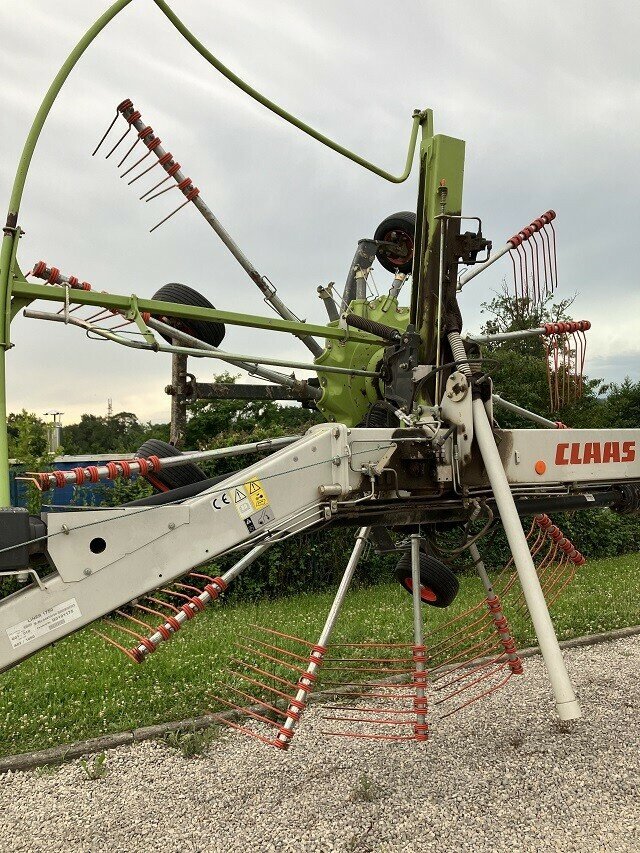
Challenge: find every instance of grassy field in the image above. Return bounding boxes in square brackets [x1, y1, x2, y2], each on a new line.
[0, 552, 638, 758]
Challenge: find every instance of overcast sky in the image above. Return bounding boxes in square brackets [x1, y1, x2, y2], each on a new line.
[1, 0, 638, 426]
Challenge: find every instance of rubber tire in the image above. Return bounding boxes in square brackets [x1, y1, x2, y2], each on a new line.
[394, 551, 460, 608]
[151, 283, 225, 347]
[374, 211, 416, 274]
[136, 438, 208, 492]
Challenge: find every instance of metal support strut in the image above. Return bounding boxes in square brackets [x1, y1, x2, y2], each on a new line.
[410, 534, 428, 739]
[275, 526, 371, 747]
[448, 330, 581, 720]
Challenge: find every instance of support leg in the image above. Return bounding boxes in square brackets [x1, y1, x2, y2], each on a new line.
[472, 397, 580, 720]
[275, 526, 371, 747]
[169, 349, 188, 448]
[410, 534, 428, 739]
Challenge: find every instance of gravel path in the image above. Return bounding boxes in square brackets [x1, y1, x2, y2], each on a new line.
[1, 636, 638, 853]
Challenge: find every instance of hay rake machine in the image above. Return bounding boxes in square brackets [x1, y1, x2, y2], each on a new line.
[1, 0, 639, 751]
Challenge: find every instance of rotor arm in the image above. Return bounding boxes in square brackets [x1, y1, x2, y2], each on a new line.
[0, 424, 394, 673]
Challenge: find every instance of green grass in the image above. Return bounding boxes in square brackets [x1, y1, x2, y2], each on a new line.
[0, 553, 638, 758]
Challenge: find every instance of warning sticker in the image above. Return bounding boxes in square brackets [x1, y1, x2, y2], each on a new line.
[232, 485, 254, 520]
[244, 506, 275, 533]
[244, 479, 270, 511]
[231, 479, 271, 519]
[6, 598, 82, 650]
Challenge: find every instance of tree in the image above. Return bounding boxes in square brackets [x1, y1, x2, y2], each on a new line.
[7, 411, 49, 514]
[479, 284, 603, 428]
[61, 412, 169, 455]
[7, 411, 48, 460]
[598, 378, 640, 429]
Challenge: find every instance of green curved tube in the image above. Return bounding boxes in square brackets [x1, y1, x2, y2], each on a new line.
[153, 0, 422, 184]
[0, 0, 134, 502]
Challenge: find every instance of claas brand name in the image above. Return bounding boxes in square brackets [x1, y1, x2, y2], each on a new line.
[554, 441, 636, 466]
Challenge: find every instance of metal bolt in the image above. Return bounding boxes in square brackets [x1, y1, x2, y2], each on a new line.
[61, 524, 70, 535]
[83, 568, 92, 577]
[168, 522, 176, 530]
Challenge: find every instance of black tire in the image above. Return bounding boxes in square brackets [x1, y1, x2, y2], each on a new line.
[358, 401, 399, 428]
[151, 283, 225, 347]
[136, 439, 208, 492]
[374, 211, 416, 274]
[394, 551, 459, 608]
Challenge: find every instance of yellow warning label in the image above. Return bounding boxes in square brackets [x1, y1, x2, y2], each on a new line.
[244, 478, 270, 510]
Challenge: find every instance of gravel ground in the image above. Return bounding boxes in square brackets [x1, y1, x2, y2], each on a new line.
[1, 636, 638, 853]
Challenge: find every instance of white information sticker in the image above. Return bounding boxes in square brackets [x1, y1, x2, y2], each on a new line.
[6, 598, 82, 649]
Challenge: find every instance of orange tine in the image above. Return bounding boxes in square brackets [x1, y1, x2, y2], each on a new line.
[231, 659, 300, 691]
[323, 716, 416, 726]
[145, 595, 180, 616]
[330, 642, 413, 648]
[115, 609, 155, 632]
[438, 671, 513, 720]
[248, 637, 311, 663]
[160, 587, 193, 602]
[225, 684, 288, 719]
[173, 582, 203, 595]
[248, 623, 314, 647]
[428, 620, 495, 666]
[320, 665, 414, 674]
[324, 706, 415, 715]
[546, 571, 577, 608]
[430, 630, 501, 672]
[319, 681, 415, 689]
[539, 554, 570, 595]
[213, 695, 282, 729]
[321, 690, 415, 699]
[322, 657, 411, 664]
[109, 621, 155, 647]
[189, 571, 218, 582]
[212, 715, 279, 747]
[541, 555, 573, 597]
[433, 652, 507, 692]
[434, 661, 508, 705]
[426, 612, 493, 658]
[227, 669, 298, 703]
[422, 597, 488, 641]
[92, 629, 141, 664]
[234, 642, 310, 675]
[430, 637, 501, 680]
[321, 731, 416, 741]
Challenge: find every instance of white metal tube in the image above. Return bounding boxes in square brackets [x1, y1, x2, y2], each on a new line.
[147, 317, 322, 397]
[457, 242, 512, 290]
[23, 309, 377, 379]
[123, 107, 323, 357]
[492, 394, 561, 428]
[277, 526, 371, 742]
[465, 327, 544, 344]
[29, 435, 300, 489]
[410, 534, 426, 730]
[468, 541, 520, 669]
[472, 396, 581, 720]
[137, 542, 271, 656]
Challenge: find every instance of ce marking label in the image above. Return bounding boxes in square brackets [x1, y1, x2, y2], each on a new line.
[211, 492, 231, 511]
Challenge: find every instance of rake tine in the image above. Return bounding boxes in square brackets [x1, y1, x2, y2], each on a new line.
[91, 629, 142, 664]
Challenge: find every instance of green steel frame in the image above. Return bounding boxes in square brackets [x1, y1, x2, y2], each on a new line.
[0, 0, 466, 504]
